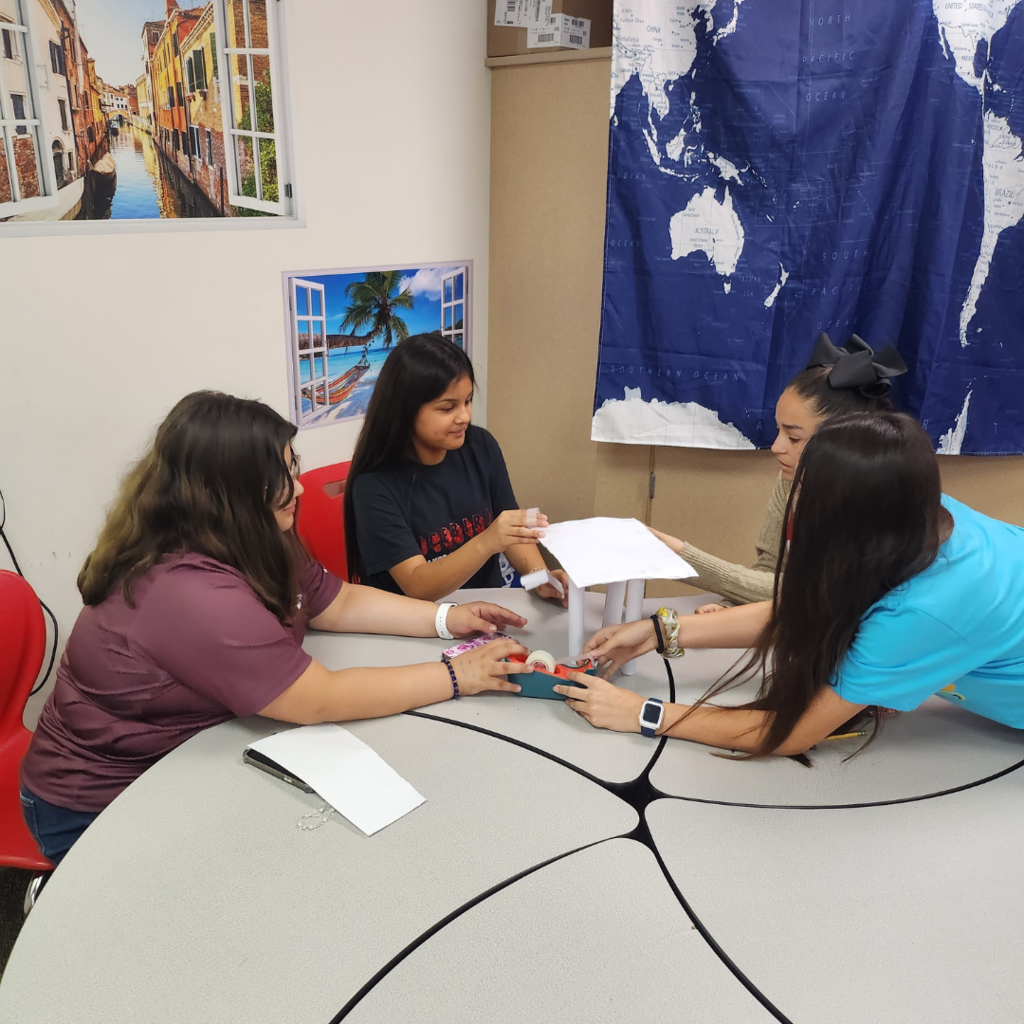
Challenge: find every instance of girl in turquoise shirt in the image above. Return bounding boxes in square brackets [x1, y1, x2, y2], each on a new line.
[557, 412, 1024, 755]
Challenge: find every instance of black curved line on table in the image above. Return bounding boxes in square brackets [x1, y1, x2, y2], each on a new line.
[327, 827, 790, 1024]
[650, 660, 1024, 810]
[406, 651, 676, 801]
[398, 665, 1024, 1023]
[328, 664, 792, 1024]
[650, 752, 1024, 812]
[326, 838, 613, 1023]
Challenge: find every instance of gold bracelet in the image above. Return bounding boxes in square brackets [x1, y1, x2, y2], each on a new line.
[656, 607, 685, 658]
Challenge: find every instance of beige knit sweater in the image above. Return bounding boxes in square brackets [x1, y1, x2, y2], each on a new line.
[678, 473, 791, 606]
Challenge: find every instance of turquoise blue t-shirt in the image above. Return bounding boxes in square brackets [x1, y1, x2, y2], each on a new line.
[833, 496, 1024, 727]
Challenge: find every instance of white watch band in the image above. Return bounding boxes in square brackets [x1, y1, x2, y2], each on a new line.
[435, 602, 458, 640]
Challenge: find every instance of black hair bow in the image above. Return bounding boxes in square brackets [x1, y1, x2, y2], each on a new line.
[806, 333, 908, 398]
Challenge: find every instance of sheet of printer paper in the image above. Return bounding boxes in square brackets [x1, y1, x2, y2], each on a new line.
[250, 724, 425, 835]
[540, 516, 698, 589]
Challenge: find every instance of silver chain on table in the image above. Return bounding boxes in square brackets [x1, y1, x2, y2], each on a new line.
[296, 805, 336, 831]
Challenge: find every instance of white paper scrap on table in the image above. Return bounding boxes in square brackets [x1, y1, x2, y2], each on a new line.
[249, 724, 425, 836]
[540, 517, 698, 589]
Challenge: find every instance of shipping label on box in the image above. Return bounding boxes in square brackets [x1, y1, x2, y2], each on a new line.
[496, 0, 552, 28]
[494, 0, 528, 27]
[525, 0, 554, 25]
[527, 12, 591, 48]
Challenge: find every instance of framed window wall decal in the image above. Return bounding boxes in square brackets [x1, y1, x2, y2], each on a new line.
[283, 262, 473, 430]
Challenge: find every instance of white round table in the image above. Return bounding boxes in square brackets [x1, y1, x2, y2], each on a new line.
[2, 589, 1022, 1023]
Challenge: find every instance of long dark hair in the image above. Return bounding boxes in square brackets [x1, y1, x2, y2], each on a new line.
[787, 365, 894, 418]
[691, 412, 948, 757]
[78, 391, 305, 623]
[344, 333, 475, 581]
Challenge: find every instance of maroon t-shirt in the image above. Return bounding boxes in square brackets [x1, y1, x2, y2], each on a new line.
[21, 553, 343, 812]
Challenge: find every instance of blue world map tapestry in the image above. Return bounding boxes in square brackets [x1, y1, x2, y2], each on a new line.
[593, 0, 1024, 454]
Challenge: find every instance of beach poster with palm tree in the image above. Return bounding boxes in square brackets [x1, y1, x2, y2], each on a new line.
[283, 262, 470, 429]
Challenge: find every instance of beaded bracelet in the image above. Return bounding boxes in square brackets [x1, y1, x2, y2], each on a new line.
[440, 653, 460, 699]
[655, 607, 685, 659]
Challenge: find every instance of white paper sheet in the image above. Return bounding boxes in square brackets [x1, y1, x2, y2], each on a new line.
[520, 567, 565, 598]
[249, 724, 425, 836]
[539, 517, 698, 589]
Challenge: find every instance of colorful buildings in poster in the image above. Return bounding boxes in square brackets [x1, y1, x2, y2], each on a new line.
[0, 0, 108, 220]
[179, 3, 228, 213]
[134, 73, 151, 132]
[2, 0, 280, 221]
[146, 0, 265, 217]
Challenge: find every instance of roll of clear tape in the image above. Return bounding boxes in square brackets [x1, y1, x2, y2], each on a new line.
[526, 649, 557, 673]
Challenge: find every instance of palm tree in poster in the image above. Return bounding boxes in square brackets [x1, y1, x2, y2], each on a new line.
[340, 271, 414, 349]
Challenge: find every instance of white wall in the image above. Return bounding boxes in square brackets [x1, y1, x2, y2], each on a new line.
[0, 0, 491, 724]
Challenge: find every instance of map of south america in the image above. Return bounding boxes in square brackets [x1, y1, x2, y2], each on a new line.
[594, 0, 1024, 454]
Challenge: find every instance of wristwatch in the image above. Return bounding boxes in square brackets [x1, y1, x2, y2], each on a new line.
[638, 697, 664, 738]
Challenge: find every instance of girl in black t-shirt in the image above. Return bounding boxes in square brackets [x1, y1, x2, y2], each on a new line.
[344, 333, 569, 603]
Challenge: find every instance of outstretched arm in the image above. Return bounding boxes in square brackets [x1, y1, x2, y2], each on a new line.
[581, 601, 771, 676]
[309, 581, 527, 637]
[261, 637, 531, 725]
[552, 675, 864, 756]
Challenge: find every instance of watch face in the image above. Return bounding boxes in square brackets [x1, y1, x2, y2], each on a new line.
[642, 702, 662, 724]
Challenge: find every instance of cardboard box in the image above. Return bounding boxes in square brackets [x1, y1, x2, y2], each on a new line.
[487, 0, 612, 58]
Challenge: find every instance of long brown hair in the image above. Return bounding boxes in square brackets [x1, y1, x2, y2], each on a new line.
[691, 412, 948, 756]
[78, 391, 305, 623]
[344, 333, 475, 582]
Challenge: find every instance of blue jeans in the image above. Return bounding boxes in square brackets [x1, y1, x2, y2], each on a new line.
[19, 786, 99, 866]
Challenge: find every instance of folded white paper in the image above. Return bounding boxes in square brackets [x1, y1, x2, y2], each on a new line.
[520, 567, 565, 598]
[539, 517, 698, 589]
[249, 724, 425, 836]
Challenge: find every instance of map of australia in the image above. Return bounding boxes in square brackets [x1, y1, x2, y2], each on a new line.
[594, 0, 1024, 454]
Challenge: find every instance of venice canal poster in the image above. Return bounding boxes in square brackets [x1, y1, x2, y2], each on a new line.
[0, 0, 290, 223]
[283, 263, 472, 431]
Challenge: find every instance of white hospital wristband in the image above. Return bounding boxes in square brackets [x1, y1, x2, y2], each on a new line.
[435, 603, 458, 640]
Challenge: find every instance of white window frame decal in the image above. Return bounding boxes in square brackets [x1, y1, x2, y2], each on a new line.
[440, 266, 471, 356]
[290, 278, 329, 425]
[212, 0, 291, 216]
[0, 1, 58, 218]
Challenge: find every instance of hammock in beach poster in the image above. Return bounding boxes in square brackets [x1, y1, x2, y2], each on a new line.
[282, 263, 471, 430]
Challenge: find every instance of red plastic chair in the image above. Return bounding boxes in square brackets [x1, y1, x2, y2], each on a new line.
[295, 461, 351, 582]
[0, 570, 54, 875]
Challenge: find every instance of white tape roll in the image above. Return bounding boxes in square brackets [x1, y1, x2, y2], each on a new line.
[526, 649, 557, 673]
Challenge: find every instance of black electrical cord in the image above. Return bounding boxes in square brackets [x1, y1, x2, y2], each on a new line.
[0, 487, 59, 696]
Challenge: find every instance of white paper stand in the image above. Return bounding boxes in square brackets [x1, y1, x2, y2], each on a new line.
[568, 579, 585, 658]
[602, 580, 627, 628]
[620, 578, 645, 676]
[539, 517, 697, 670]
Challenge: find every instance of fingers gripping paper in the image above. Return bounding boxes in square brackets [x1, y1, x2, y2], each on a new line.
[249, 724, 425, 836]
[539, 517, 698, 589]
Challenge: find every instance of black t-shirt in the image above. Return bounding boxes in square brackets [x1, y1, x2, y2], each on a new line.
[351, 425, 519, 594]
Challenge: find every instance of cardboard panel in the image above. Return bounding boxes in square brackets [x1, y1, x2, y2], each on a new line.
[647, 447, 780, 597]
[939, 455, 1024, 527]
[487, 57, 611, 526]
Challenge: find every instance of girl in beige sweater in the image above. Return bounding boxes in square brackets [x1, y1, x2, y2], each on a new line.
[651, 334, 907, 608]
